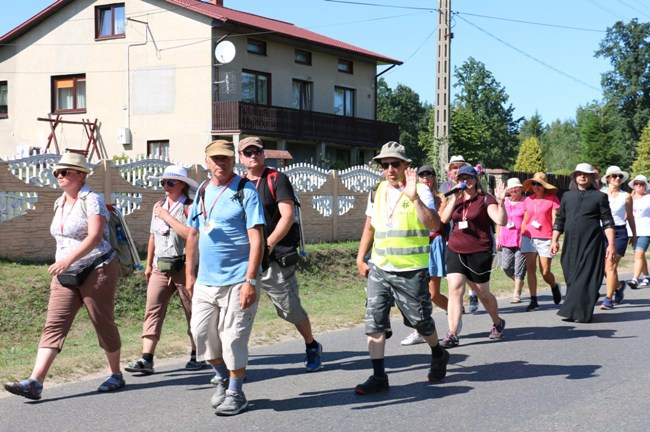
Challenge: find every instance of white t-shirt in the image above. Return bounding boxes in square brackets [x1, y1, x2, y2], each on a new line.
[631, 194, 650, 237]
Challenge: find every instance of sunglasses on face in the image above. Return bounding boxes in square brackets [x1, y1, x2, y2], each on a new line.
[54, 170, 75, 178]
[241, 148, 263, 157]
[418, 172, 434, 178]
[449, 165, 463, 170]
[634, 182, 646, 186]
[531, 182, 542, 187]
[609, 174, 624, 179]
[160, 180, 178, 187]
[381, 161, 402, 170]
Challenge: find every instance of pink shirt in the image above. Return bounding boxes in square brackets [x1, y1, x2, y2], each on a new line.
[522, 194, 560, 239]
[498, 197, 525, 248]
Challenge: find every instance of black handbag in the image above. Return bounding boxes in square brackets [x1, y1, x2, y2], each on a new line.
[157, 256, 185, 273]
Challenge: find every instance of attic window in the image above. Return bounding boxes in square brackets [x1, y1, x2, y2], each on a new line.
[338, 59, 353, 74]
[247, 39, 267, 56]
[96, 4, 125, 39]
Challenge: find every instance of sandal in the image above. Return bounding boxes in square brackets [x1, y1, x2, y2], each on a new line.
[4, 378, 43, 400]
[97, 373, 125, 392]
[510, 296, 521, 304]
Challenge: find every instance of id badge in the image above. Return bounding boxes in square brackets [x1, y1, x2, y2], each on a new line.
[507, 222, 515, 229]
[531, 220, 542, 229]
[203, 220, 215, 234]
[458, 220, 469, 230]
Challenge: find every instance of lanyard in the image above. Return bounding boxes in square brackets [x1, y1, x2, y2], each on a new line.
[385, 186, 405, 222]
[201, 175, 236, 223]
[59, 197, 78, 233]
[461, 195, 472, 221]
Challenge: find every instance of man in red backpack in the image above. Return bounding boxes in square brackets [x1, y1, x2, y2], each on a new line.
[238, 136, 323, 372]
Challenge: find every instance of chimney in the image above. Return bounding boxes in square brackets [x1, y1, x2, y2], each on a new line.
[210, 0, 224, 6]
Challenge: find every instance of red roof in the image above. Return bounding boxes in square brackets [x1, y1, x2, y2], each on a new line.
[1, 0, 401, 65]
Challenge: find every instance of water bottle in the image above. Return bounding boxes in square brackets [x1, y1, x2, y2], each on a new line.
[116, 224, 126, 241]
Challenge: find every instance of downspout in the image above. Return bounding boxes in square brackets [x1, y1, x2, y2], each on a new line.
[125, 18, 159, 131]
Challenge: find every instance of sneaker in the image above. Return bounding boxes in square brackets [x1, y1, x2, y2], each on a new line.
[600, 297, 614, 310]
[210, 377, 229, 409]
[401, 332, 425, 346]
[640, 278, 650, 288]
[489, 318, 506, 339]
[614, 282, 626, 304]
[354, 374, 389, 395]
[125, 358, 154, 375]
[428, 348, 450, 382]
[628, 279, 639, 289]
[440, 333, 459, 349]
[215, 390, 249, 416]
[185, 358, 207, 370]
[4, 378, 43, 400]
[305, 342, 323, 372]
[551, 283, 562, 304]
[468, 295, 479, 313]
[526, 300, 539, 311]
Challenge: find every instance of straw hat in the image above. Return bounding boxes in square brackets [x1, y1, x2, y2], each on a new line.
[372, 141, 412, 163]
[53, 152, 92, 174]
[446, 155, 470, 171]
[505, 177, 523, 191]
[601, 165, 629, 184]
[522, 172, 557, 193]
[151, 165, 199, 190]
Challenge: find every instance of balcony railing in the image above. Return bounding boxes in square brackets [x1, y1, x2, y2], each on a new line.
[212, 101, 398, 147]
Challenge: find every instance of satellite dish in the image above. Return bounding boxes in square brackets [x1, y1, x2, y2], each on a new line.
[214, 40, 236, 64]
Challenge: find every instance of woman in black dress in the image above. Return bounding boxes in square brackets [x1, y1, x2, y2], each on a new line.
[550, 163, 616, 323]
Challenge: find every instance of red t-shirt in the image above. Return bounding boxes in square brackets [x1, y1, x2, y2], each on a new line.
[448, 193, 498, 254]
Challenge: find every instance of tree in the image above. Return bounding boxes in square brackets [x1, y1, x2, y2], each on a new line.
[576, 103, 626, 171]
[596, 19, 650, 160]
[519, 112, 546, 141]
[450, 57, 521, 169]
[539, 119, 581, 173]
[514, 136, 546, 172]
[376, 78, 431, 165]
[632, 120, 650, 177]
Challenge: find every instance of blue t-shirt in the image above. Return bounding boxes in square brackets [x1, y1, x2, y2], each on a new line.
[188, 176, 265, 286]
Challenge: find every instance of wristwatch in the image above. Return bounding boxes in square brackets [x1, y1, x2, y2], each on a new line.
[244, 278, 257, 286]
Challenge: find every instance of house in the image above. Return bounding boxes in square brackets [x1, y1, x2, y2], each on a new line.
[0, 0, 401, 166]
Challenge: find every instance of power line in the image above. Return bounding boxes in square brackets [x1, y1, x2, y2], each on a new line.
[586, 0, 627, 20]
[323, 0, 435, 11]
[455, 11, 605, 33]
[615, 0, 650, 19]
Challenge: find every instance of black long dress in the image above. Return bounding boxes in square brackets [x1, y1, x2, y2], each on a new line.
[553, 187, 614, 323]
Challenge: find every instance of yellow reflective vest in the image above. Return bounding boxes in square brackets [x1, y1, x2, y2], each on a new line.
[370, 181, 431, 270]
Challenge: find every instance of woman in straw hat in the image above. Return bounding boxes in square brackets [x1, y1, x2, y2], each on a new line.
[4, 153, 125, 400]
[125, 165, 205, 375]
[627, 174, 650, 288]
[551, 163, 616, 323]
[599, 166, 636, 309]
[496, 178, 527, 303]
[520, 172, 562, 311]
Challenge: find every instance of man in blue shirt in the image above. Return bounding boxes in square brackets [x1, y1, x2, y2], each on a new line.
[186, 139, 265, 416]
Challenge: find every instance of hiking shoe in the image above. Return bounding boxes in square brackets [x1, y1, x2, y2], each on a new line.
[4, 378, 43, 400]
[210, 377, 229, 409]
[551, 283, 562, 304]
[628, 279, 639, 289]
[614, 282, 625, 304]
[428, 348, 450, 382]
[215, 390, 249, 416]
[468, 295, 479, 313]
[440, 333, 459, 349]
[401, 332, 426, 346]
[354, 374, 389, 395]
[97, 373, 125, 392]
[600, 297, 614, 310]
[526, 300, 539, 312]
[305, 342, 323, 372]
[489, 318, 506, 339]
[185, 358, 207, 370]
[125, 358, 154, 375]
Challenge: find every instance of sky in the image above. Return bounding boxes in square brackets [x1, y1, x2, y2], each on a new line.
[1, 0, 648, 124]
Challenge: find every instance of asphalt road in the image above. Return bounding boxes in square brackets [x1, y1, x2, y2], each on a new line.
[2, 279, 650, 432]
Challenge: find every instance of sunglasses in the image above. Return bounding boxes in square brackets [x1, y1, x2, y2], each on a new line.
[160, 180, 178, 187]
[530, 182, 542, 187]
[418, 172, 434, 178]
[381, 161, 402, 170]
[609, 174, 624, 179]
[634, 182, 647, 186]
[54, 170, 75, 178]
[241, 148, 263, 157]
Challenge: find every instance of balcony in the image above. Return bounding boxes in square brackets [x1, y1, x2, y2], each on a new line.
[212, 101, 398, 148]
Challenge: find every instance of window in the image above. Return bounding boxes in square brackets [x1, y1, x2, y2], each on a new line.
[148, 140, 169, 159]
[295, 49, 312, 65]
[334, 86, 355, 117]
[52, 75, 86, 113]
[0, 81, 7, 118]
[247, 39, 267, 55]
[338, 59, 353, 74]
[292, 80, 313, 111]
[96, 4, 125, 39]
[242, 70, 270, 105]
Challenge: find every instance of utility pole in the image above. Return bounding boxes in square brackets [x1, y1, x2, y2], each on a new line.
[435, 0, 451, 181]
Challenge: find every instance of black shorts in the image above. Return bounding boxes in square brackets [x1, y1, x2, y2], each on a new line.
[446, 249, 493, 284]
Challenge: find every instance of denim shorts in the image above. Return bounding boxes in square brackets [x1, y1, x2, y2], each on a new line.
[521, 236, 553, 258]
[635, 235, 650, 252]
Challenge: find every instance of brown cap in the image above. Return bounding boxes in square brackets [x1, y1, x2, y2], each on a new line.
[238, 136, 263, 152]
[205, 139, 234, 157]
